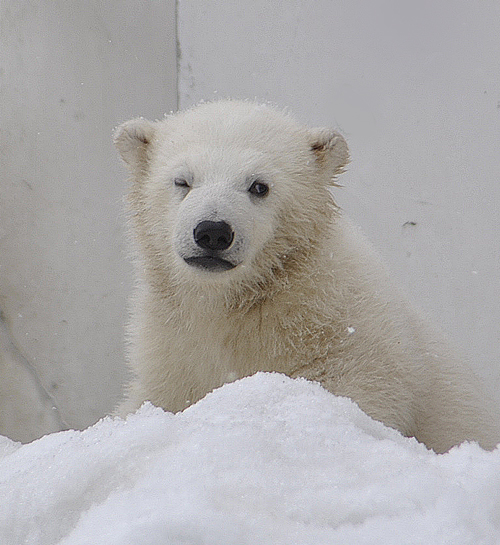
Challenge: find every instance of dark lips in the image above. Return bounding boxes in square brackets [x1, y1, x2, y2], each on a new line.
[184, 255, 236, 272]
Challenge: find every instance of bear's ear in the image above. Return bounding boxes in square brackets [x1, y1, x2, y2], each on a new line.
[114, 118, 156, 170]
[308, 128, 349, 182]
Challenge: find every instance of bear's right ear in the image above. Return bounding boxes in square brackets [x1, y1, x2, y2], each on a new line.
[114, 118, 156, 170]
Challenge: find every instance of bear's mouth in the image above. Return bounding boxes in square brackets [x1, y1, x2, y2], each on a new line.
[184, 255, 236, 272]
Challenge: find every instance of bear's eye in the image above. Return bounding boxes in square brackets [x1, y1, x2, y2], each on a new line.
[248, 180, 269, 197]
[174, 177, 190, 189]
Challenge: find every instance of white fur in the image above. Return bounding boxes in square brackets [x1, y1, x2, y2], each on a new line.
[114, 100, 499, 453]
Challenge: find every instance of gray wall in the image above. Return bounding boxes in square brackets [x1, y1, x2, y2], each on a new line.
[0, 1, 177, 441]
[178, 0, 500, 399]
[2, 0, 499, 442]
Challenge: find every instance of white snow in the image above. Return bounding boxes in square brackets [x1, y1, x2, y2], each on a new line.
[1, 373, 500, 545]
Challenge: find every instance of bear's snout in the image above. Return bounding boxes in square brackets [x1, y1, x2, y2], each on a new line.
[193, 221, 234, 252]
[183, 220, 237, 272]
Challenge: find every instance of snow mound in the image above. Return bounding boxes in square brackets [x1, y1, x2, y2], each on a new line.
[1, 373, 500, 545]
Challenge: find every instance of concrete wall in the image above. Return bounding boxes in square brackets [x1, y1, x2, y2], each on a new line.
[0, 1, 177, 442]
[2, 0, 499, 442]
[178, 0, 500, 397]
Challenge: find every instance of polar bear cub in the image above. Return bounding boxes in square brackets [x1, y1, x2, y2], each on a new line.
[114, 100, 499, 453]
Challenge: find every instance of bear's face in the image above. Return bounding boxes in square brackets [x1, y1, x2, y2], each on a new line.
[166, 146, 277, 274]
[115, 101, 349, 288]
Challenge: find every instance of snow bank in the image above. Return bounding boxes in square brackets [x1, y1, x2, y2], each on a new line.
[1, 373, 499, 545]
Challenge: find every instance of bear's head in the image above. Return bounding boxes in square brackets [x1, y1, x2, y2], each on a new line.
[115, 100, 349, 298]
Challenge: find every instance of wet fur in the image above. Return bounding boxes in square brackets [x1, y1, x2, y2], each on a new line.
[114, 100, 499, 453]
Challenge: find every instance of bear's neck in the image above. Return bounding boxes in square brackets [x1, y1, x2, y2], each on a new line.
[143, 242, 339, 352]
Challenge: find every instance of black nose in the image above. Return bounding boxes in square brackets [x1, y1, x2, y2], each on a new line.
[193, 221, 234, 251]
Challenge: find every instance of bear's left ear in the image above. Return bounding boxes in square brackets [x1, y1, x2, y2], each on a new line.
[308, 128, 349, 182]
[114, 118, 156, 171]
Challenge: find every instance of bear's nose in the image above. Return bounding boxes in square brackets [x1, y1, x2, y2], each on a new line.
[193, 221, 234, 252]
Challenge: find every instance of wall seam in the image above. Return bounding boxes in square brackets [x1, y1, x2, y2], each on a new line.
[175, 0, 180, 111]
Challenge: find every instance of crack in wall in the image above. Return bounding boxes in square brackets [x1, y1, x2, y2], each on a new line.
[0, 306, 69, 432]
